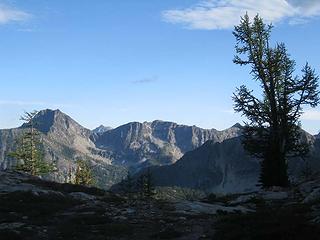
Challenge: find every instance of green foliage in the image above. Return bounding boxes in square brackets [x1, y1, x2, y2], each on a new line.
[137, 168, 156, 200]
[122, 172, 135, 201]
[233, 14, 320, 187]
[9, 111, 55, 176]
[74, 159, 95, 187]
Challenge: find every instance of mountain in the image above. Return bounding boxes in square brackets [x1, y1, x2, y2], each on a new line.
[0, 109, 127, 188]
[4, 108, 318, 194]
[0, 109, 242, 188]
[0, 128, 22, 170]
[92, 125, 112, 135]
[140, 137, 260, 194]
[140, 131, 320, 194]
[93, 120, 242, 169]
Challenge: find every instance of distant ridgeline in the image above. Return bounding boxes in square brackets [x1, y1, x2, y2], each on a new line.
[0, 109, 319, 193]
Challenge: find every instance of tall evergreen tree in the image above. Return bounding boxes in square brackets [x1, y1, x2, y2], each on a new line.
[9, 111, 54, 176]
[233, 14, 320, 187]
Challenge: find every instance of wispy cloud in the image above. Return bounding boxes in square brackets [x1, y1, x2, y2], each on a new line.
[0, 3, 31, 24]
[301, 109, 320, 121]
[132, 76, 158, 84]
[163, 0, 320, 30]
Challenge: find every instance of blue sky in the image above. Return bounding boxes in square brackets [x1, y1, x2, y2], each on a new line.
[0, 0, 320, 133]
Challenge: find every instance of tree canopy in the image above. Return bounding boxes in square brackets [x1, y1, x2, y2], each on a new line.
[233, 14, 320, 187]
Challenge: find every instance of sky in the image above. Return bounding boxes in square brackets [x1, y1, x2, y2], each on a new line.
[0, 0, 320, 133]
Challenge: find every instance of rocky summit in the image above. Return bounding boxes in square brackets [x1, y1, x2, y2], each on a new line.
[92, 125, 113, 135]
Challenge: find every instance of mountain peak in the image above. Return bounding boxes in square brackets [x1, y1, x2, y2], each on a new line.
[32, 109, 86, 134]
[19, 109, 56, 133]
[38, 108, 61, 115]
[231, 123, 242, 129]
[92, 125, 112, 134]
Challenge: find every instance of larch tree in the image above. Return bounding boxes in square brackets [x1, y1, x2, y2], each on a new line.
[136, 168, 155, 200]
[74, 159, 95, 186]
[9, 111, 55, 176]
[233, 14, 320, 187]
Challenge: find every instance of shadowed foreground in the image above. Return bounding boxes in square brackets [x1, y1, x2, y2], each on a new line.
[1, 171, 320, 240]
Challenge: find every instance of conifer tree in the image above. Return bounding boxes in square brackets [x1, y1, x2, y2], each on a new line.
[74, 159, 94, 186]
[122, 172, 135, 201]
[136, 173, 146, 199]
[233, 14, 320, 187]
[144, 168, 155, 199]
[9, 111, 54, 176]
[136, 168, 155, 200]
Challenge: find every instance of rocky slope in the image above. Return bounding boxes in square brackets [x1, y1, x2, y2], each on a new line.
[94, 120, 242, 168]
[140, 137, 260, 194]
[1, 170, 319, 240]
[0, 170, 249, 240]
[141, 133, 320, 194]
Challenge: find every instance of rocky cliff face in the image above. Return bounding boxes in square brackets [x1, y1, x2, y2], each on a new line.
[94, 120, 242, 168]
[0, 128, 21, 170]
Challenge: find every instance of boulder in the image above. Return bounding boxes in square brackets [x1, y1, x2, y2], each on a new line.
[174, 201, 253, 215]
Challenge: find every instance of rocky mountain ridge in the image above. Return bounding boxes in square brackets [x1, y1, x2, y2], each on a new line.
[92, 125, 113, 135]
[94, 120, 242, 168]
[0, 109, 242, 189]
[1, 109, 318, 193]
